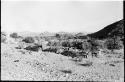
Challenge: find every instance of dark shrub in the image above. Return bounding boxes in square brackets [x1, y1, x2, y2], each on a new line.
[47, 40, 61, 46]
[1, 32, 7, 43]
[1, 32, 6, 36]
[78, 51, 88, 58]
[24, 45, 40, 52]
[88, 39, 105, 50]
[10, 32, 18, 39]
[55, 33, 61, 38]
[86, 38, 102, 57]
[1, 36, 6, 43]
[22, 37, 35, 43]
[72, 41, 83, 49]
[61, 50, 76, 58]
[62, 34, 74, 39]
[42, 47, 58, 53]
[104, 38, 122, 50]
[61, 41, 72, 47]
[55, 33, 74, 40]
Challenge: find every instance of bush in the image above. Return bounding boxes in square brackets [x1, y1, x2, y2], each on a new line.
[104, 38, 123, 50]
[84, 38, 102, 57]
[24, 45, 40, 52]
[1, 36, 6, 43]
[55, 33, 60, 38]
[61, 41, 72, 47]
[10, 32, 18, 39]
[47, 40, 61, 46]
[61, 40, 91, 50]
[72, 41, 83, 49]
[62, 34, 74, 39]
[55, 33, 74, 40]
[1, 32, 6, 36]
[87, 38, 100, 52]
[1, 32, 7, 43]
[43, 36, 56, 41]
[42, 47, 58, 53]
[82, 41, 91, 51]
[61, 50, 76, 58]
[22, 37, 35, 43]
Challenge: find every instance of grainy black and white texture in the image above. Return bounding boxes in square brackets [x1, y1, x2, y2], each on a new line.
[1, 0, 124, 81]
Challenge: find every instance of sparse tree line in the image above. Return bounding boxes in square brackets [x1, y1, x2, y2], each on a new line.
[1, 32, 124, 60]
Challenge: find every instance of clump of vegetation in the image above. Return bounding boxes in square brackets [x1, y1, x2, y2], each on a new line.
[24, 45, 40, 52]
[55, 33, 61, 39]
[1, 32, 7, 43]
[1, 36, 7, 43]
[87, 38, 100, 57]
[61, 50, 77, 58]
[22, 37, 35, 43]
[61, 40, 72, 47]
[72, 41, 83, 49]
[10, 32, 18, 39]
[61, 40, 84, 49]
[104, 37, 123, 51]
[42, 47, 58, 53]
[47, 40, 61, 46]
[82, 40, 91, 51]
[55, 33, 74, 40]
[1, 32, 6, 36]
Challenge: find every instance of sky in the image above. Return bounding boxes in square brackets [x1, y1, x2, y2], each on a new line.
[1, 0, 123, 33]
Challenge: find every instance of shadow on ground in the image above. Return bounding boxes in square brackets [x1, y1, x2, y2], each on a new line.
[60, 70, 72, 74]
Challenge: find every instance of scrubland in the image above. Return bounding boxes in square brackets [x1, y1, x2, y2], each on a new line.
[1, 32, 124, 81]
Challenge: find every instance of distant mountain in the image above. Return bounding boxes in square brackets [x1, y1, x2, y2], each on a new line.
[87, 19, 124, 39]
[40, 32, 55, 36]
[56, 31, 89, 36]
[75, 32, 86, 36]
[18, 31, 41, 37]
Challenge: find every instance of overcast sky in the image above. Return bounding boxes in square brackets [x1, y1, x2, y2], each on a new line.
[1, 0, 123, 33]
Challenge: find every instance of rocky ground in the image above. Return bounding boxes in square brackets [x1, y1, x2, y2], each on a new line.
[1, 41, 124, 81]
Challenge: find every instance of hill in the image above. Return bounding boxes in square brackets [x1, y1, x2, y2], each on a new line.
[87, 19, 124, 39]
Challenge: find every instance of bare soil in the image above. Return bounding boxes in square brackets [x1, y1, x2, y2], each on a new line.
[1, 42, 124, 81]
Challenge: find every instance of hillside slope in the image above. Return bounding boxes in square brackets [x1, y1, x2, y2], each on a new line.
[87, 19, 124, 39]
